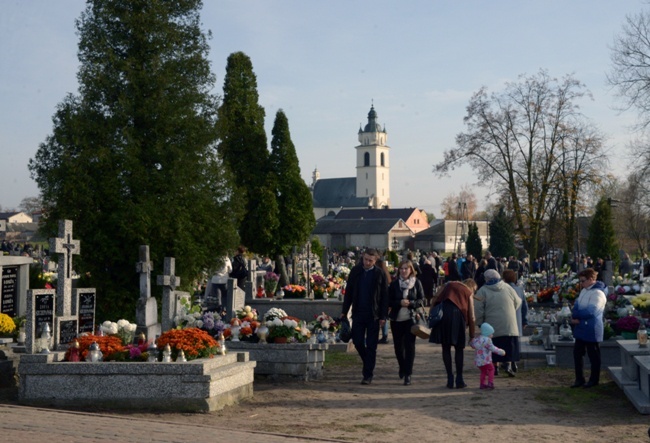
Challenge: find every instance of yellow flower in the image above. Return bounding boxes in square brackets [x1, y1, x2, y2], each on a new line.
[0, 313, 16, 335]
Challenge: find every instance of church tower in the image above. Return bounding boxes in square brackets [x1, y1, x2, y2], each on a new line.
[355, 104, 390, 208]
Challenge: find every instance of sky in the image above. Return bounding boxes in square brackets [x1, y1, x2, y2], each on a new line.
[0, 0, 646, 217]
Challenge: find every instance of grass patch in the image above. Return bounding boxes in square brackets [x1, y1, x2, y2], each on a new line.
[324, 350, 360, 368]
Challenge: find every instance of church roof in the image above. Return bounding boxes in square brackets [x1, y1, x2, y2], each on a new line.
[312, 177, 370, 208]
[335, 208, 420, 221]
[312, 218, 401, 235]
[360, 104, 385, 133]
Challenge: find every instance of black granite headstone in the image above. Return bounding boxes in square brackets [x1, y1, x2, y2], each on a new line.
[1, 266, 18, 317]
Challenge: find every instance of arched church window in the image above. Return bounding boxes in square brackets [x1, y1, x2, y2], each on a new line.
[364, 152, 370, 166]
[380, 153, 385, 166]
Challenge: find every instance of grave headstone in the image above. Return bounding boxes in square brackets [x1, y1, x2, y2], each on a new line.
[0, 256, 33, 318]
[602, 260, 614, 287]
[55, 316, 78, 349]
[227, 278, 245, 320]
[74, 289, 96, 335]
[135, 245, 161, 340]
[322, 247, 329, 275]
[1, 266, 17, 317]
[25, 289, 56, 354]
[49, 220, 80, 317]
[157, 257, 180, 333]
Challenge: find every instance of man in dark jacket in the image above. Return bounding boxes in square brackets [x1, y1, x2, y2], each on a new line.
[461, 254, 477, 280]
[341, 248, 389, 384]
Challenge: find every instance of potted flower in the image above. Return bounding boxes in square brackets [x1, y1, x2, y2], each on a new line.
[266, 316, 299, 343]
[283, 284, 307, 299]
[0, 313, 16, 339]
[263, 271, 280, 297]
[616, 315, 641, 339]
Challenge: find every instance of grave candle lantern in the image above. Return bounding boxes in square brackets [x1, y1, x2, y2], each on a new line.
[176, 348, 187, 362]
[162, 344, 172, 362]
[638, 320, 648, 347]
[87, 341, 103, 362]
[39, 323, 51, 354]
[147, 342, 158, 362]
[68, 339, 81, 362]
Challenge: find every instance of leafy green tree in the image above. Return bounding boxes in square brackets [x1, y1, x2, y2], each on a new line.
[28, 0, 239, 321]
[216, 52, 277, 253]
[465, 222, 483, 259]
[268, 110, 315, 284]
[587, 197, 619, 263]
[489, 207, 516, 259]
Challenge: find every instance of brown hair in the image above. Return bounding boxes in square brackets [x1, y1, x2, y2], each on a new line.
[462, 278, 477, 293]
[578, 268, 598, 281]
[503, 269, 517, 284]
[398, 260, 417, 278]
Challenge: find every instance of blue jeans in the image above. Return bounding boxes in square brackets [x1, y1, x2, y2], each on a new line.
[351, 315, 380, 379]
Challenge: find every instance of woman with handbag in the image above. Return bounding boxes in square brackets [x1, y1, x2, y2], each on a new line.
[388, 260, 425, 385]
[429, 279, 476, 389]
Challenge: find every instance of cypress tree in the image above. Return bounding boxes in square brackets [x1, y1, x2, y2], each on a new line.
[489, 207, 516, 259]
[587, 197, 619, 263]
[466, 222, 483, 259]
[216, 52, 278, 253]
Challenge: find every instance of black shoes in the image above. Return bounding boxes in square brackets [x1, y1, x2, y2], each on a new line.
[404, 376, 411, 386]
[378, 337, 389, 344]
[583, 381, 599, 388]
[456, 381, 467, 389]
[570, 380, 585, 388]
[361, 377, 373, 385]
[399, 369, 405, 380]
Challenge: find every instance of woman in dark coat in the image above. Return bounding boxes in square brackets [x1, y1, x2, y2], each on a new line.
[388, 260, 425, 386]
[429, 279, 476, 389]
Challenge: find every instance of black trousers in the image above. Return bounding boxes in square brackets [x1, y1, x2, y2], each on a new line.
[390, 320, 416, 377]
[573, 338, 601, 384]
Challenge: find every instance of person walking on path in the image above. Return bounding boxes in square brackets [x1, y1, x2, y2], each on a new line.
[341, 248, 389, 385]
[388, 260, 425, 386]
[474, 269, 521, 377]
[469, 322, 506, 390]
[570, 268, 607, 388]
[429, 279, 476, 389]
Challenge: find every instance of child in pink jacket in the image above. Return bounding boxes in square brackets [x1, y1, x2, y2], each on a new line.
[469, 323, 506, 390]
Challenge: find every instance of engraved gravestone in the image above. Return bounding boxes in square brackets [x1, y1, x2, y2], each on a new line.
[1, 266, 17, 317]
[25, 289, 56, 354]
[56, 317, 78, 347]
[75, 289, 96, 334]
[226, 278, 245, 320]
[49, 220, 80, 317]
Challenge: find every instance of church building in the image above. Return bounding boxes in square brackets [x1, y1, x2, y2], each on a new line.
[311, 104, 390, 219]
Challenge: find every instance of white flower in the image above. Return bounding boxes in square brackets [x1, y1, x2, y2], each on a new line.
[117, 319, 129, 328]
[125, 323, 137, 333]
[272, 318, 283, 327]
[195, 320, 204, 329]
[321, 320, 330, 329]
[284, 319, 298, 328]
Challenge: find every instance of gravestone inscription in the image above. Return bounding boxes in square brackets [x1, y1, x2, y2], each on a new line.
[75, 289, 96, 334]
[57, 318, 78, 347]
[25, 289, 56, 354]
[1, 266, 18, 316]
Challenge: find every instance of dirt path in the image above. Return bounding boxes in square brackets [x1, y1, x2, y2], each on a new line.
[3, 339, 649, 442]
[128, 340, 649, 442]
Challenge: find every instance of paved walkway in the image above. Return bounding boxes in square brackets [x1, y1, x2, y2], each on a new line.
[0, 404, 347, 442]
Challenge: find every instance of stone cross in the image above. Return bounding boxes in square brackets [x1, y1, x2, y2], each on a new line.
[136, 245, 161, 340]
[136, 245, 153, 301]
[157, 257, 180, 333]
[49, 220, 80, 317]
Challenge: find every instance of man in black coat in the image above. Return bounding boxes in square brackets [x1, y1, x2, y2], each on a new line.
[461, 254, 477, 280]
[341, 248, 389, 384]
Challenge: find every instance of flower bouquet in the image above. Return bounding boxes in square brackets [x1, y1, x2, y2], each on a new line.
[65, 334, 126, 361]
[266, 316, 299, 343]
[616, 315, 641, 339]
[100, 319, 137, 345]
[200, 311, 227, 337]
[263, 307, 288, 322]
[263, 271, 280, 297]
[283, 284, 307, 298]
[310, 312, 338, 333]
[631, 294, 650, 314]
[156, 327, 219, 360]
[0, 313, 16, 337]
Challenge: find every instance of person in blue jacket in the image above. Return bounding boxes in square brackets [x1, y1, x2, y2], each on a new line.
[570, 268, 607, 388]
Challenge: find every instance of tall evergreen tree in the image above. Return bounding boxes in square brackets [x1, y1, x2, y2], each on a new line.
[269, 110, 315, 284]
[587, 197, 619, 263]
[28, 0, 239, 321]
[216, 52, 277, 253]
[465, 222, 483, 259]
[489, 207, 516, 258]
